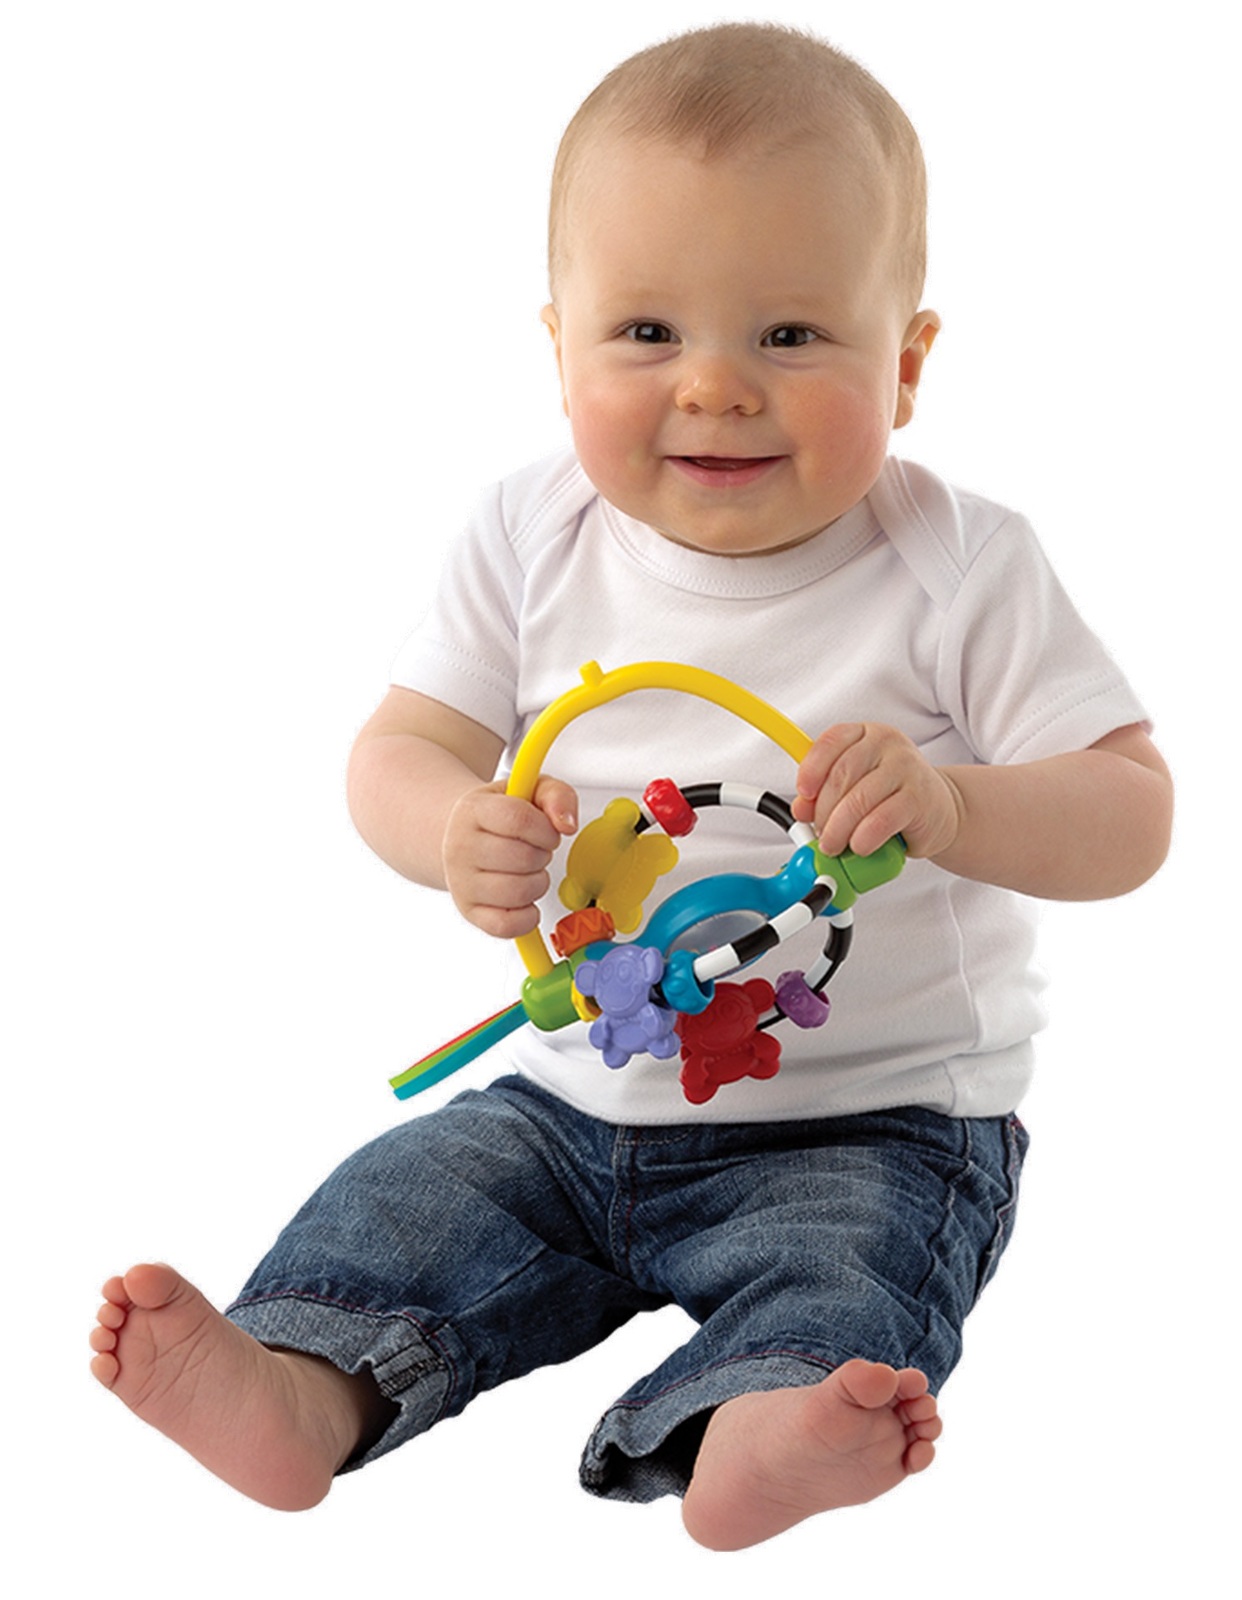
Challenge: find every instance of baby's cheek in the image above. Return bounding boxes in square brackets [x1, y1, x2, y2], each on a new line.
[566, 385, 657, 502]
[801, 384, 892, 478]
[565, 381, 619, 454]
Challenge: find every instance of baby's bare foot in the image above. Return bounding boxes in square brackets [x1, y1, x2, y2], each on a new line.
[681, 1359, 941, 1550]
[90, 1263, 388, 1510]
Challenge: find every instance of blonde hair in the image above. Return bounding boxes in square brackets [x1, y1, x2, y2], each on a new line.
[548, 23, 928, 310]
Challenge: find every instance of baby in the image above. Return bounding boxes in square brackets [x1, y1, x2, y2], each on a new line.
[90, 23, 1172, 1550]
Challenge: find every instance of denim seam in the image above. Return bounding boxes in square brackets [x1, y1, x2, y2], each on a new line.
[614, 1124, 723, 1150]
[906, 1119, 970, 1373]
[607, 1123, 644, 1275]
[490, 1078, 620, 1268]
[441, 1232, 652, 1363]
[620, 1130, 639, 1274]
[979, 1114, 1025, 1293]
[227, 1288, 460, 1413]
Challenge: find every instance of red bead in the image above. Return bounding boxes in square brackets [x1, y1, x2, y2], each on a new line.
[643, 778, 696, 837]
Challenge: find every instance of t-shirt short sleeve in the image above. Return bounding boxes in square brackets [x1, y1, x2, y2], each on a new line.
[389, 480, 524, 743]
[938, 515, 1150, 765]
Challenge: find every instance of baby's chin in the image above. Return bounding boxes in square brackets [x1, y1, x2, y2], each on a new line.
[638, 494, 834, 557]
[577, 457, 840, 557]
[657, 527, 828, 558]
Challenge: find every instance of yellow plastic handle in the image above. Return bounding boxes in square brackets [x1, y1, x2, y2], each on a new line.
[507, 661, 813, 978]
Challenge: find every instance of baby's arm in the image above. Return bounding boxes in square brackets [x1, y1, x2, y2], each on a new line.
[347, 687, 578, 937]
[793, 722, 1172, 901]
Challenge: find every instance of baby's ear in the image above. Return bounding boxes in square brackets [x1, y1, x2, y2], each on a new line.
[541, 304, 569, 417]
[894, 311, 940, 429]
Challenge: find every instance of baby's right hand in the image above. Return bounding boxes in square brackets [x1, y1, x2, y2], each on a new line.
[443, 777, 579, 938]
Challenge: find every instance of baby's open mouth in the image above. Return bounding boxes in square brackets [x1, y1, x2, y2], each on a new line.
[677, 455, 780, 470]
[670, 454, 785, 488]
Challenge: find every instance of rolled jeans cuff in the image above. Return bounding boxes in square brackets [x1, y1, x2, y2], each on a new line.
[226, 1292, 451, 1471]
[580, 1351, 832, 1502]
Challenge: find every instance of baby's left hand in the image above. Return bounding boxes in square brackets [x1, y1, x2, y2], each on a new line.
[793, 723, 963, 861]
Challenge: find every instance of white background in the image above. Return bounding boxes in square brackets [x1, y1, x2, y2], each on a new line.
[4, 1, 1234, 1593]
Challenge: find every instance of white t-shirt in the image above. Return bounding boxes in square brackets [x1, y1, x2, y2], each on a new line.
[392, 450, 1148, 1124]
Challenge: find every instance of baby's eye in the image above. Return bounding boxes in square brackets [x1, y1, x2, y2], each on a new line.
[623, 321, 676, 344]
[763, 325, 819, 349]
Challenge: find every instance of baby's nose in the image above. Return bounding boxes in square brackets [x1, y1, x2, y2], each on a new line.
[674, 352, 762, 416]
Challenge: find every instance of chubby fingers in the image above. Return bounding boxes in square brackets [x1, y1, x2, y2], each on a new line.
[530, 775, 579, 838]
[794, 723, 880, 854]
[445, 779, 577, 939]
[794, 723, 959, 860]
[795, 724, 866, 810]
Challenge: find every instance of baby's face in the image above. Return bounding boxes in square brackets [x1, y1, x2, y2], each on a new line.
[544, 135, 937, 556]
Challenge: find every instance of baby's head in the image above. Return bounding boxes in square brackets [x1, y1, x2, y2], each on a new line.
[542, 23, 940, 557]
[549, 23, 928, 315]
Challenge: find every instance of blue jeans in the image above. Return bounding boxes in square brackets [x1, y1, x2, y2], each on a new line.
[226, 1075, 1028, 1501]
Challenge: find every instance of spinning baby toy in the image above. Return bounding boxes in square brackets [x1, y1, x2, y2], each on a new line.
[389, 661, 905, 1105]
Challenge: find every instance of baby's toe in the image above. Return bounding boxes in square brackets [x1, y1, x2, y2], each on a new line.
[96, 1300, 126, 1331]
[122, 1262, 182, 1309]
[893, 1367, 931, 1402]
[90, 1323, 119, 1355]
[898, 1393, 938, 1425]
[90, 1350, 121, 1386]
[835, 1359, 900, 1409]
[905, 1438, 936, 1473]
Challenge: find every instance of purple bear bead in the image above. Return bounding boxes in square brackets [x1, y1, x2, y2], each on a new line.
[576, 944, 678, 1069]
